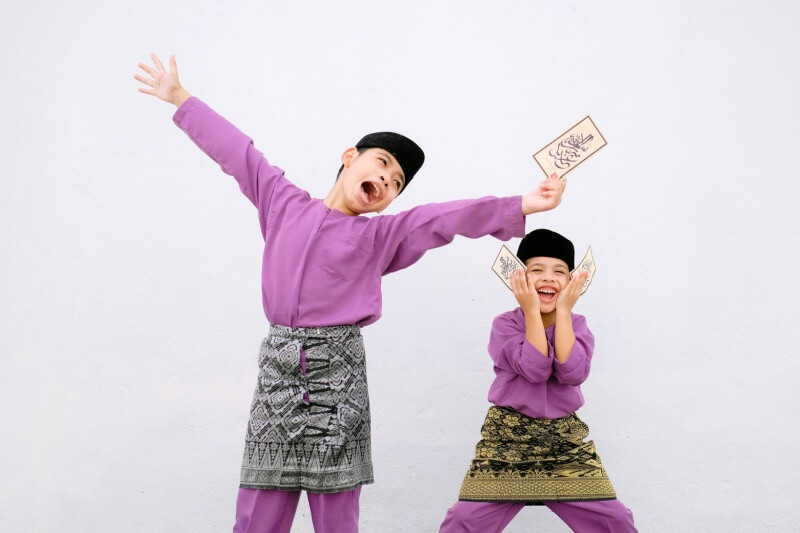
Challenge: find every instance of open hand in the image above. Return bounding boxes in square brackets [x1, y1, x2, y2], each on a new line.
[134, 53, 191, 107]
[521, 176, 566, 215]
[556, 269, 587, 314]
[510, 268, 540, 315]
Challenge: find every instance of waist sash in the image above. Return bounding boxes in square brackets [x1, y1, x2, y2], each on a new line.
[459, 406, 617, 503]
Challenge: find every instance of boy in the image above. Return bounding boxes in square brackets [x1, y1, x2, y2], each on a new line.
[135, 54, 567, 532]
[439, 229, 637, 532]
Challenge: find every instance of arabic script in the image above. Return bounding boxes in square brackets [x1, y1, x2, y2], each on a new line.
[549, 133, 594, 169]
[500, 257, 518, 279]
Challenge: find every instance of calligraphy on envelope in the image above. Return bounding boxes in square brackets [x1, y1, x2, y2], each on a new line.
[533, 117, 607, 180]
[492, 244, 526, 290]
[571, 246, 596, 296]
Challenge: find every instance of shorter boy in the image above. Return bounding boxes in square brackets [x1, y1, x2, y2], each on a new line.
[439, 229, 637, 532]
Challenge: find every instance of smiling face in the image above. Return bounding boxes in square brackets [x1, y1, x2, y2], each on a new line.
[524, 256, 571, 316]
[325, 147, 406, 215]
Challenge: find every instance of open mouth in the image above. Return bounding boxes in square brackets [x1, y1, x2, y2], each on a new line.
[537, 287, 557, 303]
[360, 180, 382, 202]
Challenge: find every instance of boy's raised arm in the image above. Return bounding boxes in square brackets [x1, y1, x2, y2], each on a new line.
[135, 54, 298, 212]
[376, 174, 566, 274]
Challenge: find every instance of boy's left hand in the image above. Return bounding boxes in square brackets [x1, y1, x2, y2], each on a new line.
[135, 53, 191, 107]
[521, 176, 566, 215]
[556, 269, 588, 313]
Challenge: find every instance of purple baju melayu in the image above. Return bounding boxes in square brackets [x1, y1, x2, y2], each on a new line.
[173, 97, 526, 531]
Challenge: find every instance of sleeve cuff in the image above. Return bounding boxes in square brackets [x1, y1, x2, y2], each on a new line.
[172, 96, 201, 127]
[553, 347, 586, 381]
[503, 195, 526, 238]
[521, 339, 553, 367]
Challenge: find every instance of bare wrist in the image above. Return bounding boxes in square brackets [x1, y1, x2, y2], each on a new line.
[520, 198, 538, 216]
[172, 88, 192, 107]
[556, 309, 572, 320]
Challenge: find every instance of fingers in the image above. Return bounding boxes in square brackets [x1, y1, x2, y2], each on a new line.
[135, 54, 176, 99]
[511, 269, 531, 295]
[556, 273, 584, 311]
[137, 62, 157, 78]
[544, 176, 566, 190]
[578, 269, 589, 288]
[510, 268, 524, 293]
[134, 72, 157, 96]
[133, 73, 155, 88]
[511, 269, 540, 311]
[151, 53, 166, 73]
[568, 269, 585, 286]
[538, 179, 564, 196]
[540, 177, 566, 205]
[567, 270, 587, 297]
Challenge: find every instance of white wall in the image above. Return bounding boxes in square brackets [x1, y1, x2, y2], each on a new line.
[2, 1, 799, 531]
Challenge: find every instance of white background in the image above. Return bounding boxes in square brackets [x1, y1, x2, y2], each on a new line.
[2, 1, 799, 532]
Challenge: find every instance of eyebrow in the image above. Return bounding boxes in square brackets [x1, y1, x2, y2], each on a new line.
[375, 150, 405, 183]
[528, 263, 567, 270]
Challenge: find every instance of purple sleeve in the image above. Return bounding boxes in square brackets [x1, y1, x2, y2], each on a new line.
[488, 311, 554, 383]
[553, 314, 594, 385]
[172, 97, 303, 212]
[375, 196, 525, 274]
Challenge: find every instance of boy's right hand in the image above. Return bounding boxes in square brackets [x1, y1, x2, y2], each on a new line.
[510, 268, 540, 315]
[135, 53, 191, 107]
[521, 176, 566, 215]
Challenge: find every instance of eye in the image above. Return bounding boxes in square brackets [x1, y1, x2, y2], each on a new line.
[393, 180, 402, 188]
[378, 157, 387, 166]
[531, 269, 542, 273]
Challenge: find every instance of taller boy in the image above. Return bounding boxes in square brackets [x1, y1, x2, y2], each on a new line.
[135, 54, 567, 532]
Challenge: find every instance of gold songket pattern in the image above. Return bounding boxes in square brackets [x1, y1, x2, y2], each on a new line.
[458, 406, 617, 503]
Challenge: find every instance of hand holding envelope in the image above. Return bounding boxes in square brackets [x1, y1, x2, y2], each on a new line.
[491, 245, 526, 290]
[571, 247, 596, 296]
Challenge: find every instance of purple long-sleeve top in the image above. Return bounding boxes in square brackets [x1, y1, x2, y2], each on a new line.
[487, 308, 594, 419]
[173, 97, 525, 328]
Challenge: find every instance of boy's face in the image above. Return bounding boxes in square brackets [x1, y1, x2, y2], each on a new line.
[524, 256, 571, 314]
[336, 147, 405, 215]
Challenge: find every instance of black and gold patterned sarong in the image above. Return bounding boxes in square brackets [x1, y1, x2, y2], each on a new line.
[240, 324, 372, 493]
[458, 406, 616, 503]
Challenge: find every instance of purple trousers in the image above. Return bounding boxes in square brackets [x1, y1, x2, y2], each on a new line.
[233, 487, 361, 533]
[440, 499, 637, 533]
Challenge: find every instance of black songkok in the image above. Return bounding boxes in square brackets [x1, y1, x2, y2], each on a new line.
[516, 229, 575, 272]
[355, 132, 424, 193]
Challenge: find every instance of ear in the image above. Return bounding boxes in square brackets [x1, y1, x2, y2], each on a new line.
[341, 146, 358, 167]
